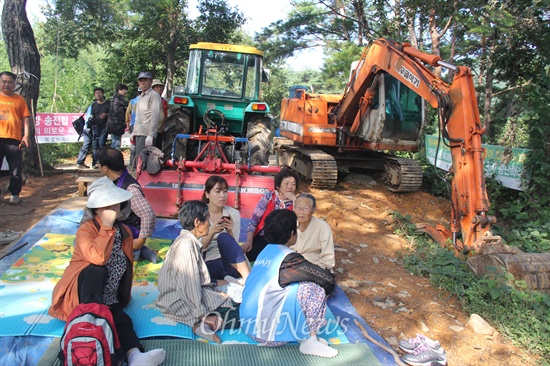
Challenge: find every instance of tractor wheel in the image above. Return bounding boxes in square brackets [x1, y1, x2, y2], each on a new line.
[163, 106, 190, 161]
[246, 118, 271, 166]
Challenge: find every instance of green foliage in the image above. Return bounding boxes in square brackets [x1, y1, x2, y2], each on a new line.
[392, 212, 550, 360]
[39, 143, 82, 167]
[261, 64, 291, 118]
[321, 43, 364, 93]
[37, 45, 111, 113]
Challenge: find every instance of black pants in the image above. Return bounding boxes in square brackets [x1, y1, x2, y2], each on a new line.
[0, 138, 23, 196]
[245, 234, 269, 262]
[78, 264, 143, 354]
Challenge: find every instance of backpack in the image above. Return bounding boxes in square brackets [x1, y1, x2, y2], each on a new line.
[106, 94, 128, 136]
[138, 146, 164, 175]
[72, 114, 86, 141]
[58, 302, 123, 366]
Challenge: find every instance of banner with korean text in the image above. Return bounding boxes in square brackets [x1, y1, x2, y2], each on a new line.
[34, 113, 130, 146]
[34, 113, 81, 143]
[424, 135, 531, 191]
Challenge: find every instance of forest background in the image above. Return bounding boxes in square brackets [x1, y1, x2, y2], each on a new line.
[1, 0, 550, 361]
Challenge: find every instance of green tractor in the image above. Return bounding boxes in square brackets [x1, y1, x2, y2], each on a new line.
[164, 42, 272, 165]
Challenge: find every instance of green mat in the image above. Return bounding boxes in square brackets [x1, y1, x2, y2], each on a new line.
[38, 338, 382, 366]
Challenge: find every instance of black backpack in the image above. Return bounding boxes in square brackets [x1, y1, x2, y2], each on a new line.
[106, 95, 127, 136]
[72, 114, 86, 140]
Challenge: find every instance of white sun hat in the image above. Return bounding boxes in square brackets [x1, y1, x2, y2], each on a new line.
[86, 177, 133, 209]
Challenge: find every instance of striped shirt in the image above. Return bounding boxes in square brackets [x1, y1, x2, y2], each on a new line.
[127, 183, 155, 238]
[156, 229, 232, 326]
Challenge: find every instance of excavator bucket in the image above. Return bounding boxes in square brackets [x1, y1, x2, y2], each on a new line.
[466, 244, 550, 295]
[419, 223, 550, 294]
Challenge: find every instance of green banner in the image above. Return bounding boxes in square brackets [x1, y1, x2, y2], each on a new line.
[424, 135, 531, 191]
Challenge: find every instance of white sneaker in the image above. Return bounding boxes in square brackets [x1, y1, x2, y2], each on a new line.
[399, 334, 441, 353]
[0, 231, 21, 244]
[402, 343, 446, 365]
[9, 195, 20, 205]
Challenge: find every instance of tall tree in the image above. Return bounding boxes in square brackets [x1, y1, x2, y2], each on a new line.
[2, 0, 41, 172]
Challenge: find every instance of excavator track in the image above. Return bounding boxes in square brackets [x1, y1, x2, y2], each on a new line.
[277, 143, 338, 189]
[381, 156, 423, 192]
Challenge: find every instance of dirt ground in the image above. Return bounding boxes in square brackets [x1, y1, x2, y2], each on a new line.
[0, 168, 541, 366]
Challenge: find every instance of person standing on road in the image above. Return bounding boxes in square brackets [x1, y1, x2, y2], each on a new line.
[125, 88, 140, 169]
[0, 71, 31, 205]
[132, 72, 161, 169]
[90, 87, 110, 168]
[151, 79, 168, 151]
[75, 105, 93, 169]
[107, 84, 129, 150]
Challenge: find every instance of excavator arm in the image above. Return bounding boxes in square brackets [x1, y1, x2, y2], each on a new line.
[333, 39, 496, 253]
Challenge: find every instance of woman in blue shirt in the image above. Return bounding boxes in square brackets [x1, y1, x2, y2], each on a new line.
[240, 209, 337, 358]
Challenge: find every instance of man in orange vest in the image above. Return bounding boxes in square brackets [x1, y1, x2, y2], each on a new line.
[0, 71, 31, 205]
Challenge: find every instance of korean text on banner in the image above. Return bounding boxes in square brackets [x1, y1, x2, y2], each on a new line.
[424, 135, 531, 191]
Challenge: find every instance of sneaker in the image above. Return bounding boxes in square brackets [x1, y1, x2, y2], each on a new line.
[399, 334, 441, 353]
[0, 230, 21, 244]
[77, 163, 90, 169]
[92, 164, 99, 169]
[402, 343, 447, 366]
[9, 195, 20, 205]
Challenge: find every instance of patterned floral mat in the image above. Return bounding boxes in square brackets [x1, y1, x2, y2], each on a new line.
[0, 233, 348, 344]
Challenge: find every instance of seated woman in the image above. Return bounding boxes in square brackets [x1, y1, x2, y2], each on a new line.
[241, 168, 299, 261]
[48, 177, 166, 366]
[156, 200, 240, 343]
[200, 176, 250, 283]
[240, 209, 338, 358]
[291, 193, 335, 271]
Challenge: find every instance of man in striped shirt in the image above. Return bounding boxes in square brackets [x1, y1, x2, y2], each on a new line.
[97, 147, 157, 262]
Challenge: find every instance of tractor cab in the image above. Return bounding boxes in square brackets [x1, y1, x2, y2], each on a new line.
[137, 43, 277, 219]
[171, 42, 270, 138]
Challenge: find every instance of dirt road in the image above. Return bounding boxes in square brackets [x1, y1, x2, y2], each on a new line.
[0, 169, 538, 365]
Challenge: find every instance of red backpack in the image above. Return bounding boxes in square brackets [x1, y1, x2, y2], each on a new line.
[59, 302, 123, 366]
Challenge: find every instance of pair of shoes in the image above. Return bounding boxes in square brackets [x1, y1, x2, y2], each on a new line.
[401, 343, 447, 365]
[399, 334, 441, 353]
[76, 163, 90, 169]
[9, 195, 20, 205]
[0, 230, 21, 244]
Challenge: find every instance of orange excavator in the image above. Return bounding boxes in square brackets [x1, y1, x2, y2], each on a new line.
[276, 38, 550, 293]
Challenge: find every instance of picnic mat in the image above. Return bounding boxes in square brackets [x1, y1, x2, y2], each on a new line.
[37, 338, 382, 366]
[0, 233, 348, 344]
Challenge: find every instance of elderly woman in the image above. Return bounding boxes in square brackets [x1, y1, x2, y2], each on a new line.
[291, 193, 335, 271]
[200, 176, 250, 282]
[156, 200, 240, 343]
[242, 168, 299, 261]
[48, 177, 166, 366]
[240, 209, 337, 358]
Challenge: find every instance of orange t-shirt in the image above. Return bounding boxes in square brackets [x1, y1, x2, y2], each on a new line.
[0, 93, 31, 141]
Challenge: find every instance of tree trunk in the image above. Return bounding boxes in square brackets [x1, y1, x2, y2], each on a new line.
[2, 0, 41, 174]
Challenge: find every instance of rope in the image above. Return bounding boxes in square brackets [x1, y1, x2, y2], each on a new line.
[353, 319, 408, 366]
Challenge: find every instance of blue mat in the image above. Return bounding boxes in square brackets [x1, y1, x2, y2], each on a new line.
[0, 208, 398, 366]
[1, 233, 347, 345]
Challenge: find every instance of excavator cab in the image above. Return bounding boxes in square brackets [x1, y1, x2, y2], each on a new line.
[359, 73, 424, 143]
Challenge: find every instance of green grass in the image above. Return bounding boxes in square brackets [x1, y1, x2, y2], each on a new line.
[391, 212, 550, 363]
